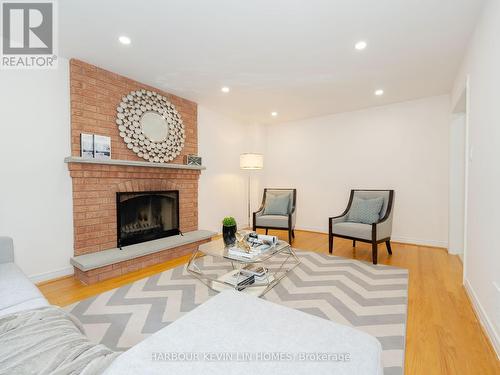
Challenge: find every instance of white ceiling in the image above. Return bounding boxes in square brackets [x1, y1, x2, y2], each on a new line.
[59, 0, 485, 124]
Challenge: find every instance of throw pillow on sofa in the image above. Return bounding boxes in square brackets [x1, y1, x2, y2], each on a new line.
[347, 197, 384, 224]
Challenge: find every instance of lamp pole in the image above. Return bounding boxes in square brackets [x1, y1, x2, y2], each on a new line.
[240, 153, 264, 229]
[247, 172, 251, 228]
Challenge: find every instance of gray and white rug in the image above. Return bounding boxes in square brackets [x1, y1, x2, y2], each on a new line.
[66, 250, 408, 375]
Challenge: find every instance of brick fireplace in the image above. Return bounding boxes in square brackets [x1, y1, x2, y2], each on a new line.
[69, 164, 199, 256]
[67, 59, 210, 284]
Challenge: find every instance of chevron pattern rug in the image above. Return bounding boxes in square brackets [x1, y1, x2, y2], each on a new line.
[66, 250, 408, 375]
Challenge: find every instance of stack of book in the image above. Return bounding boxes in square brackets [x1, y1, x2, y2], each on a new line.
[227, 233, 278, 259]
[227, 247, 260, 259]
[241, 265, 269, 283]
[226, 272, 255, 291]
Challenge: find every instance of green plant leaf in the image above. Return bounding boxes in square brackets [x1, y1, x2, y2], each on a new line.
[222, 216, 236, 226]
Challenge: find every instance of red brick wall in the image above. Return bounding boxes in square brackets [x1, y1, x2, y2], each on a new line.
[70, 59, 197, 161]
[70, 163, 199, 255]
[68, 59, 200, 256]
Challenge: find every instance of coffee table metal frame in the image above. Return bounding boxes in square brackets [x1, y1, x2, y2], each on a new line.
[186, 239, 300, 297]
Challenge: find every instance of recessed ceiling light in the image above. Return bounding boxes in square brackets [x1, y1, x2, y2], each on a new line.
[118, 36, 131, 45]
[374, 89, 384, 96]
[221, 86, 230, 93]
[271, 111, 278, 117]
[355, 40, 367, 50]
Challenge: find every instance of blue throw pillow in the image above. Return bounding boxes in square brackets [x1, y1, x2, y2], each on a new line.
[347, 197, 384, 224]
[264, 194, 290, 215]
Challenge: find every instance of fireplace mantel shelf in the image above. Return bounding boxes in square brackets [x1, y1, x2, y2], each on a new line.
[64, 156, 206, 170]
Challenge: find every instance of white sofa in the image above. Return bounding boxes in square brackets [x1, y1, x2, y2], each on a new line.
[0, 237, 49, 317]
[0, 237, 383, 374]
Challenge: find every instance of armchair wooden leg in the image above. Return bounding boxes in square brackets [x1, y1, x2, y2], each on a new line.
[288, 229, 292, 244]
[329, 235, 333, 254]
[372, 242, 378, 265]
[352, 240, 356, 247]
[386, 240, 392, 255]
[292, 230, 295, 238]
[265, 229, 268, 235]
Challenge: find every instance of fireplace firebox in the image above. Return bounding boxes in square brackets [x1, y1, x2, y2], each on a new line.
[116, 191, 180, 248]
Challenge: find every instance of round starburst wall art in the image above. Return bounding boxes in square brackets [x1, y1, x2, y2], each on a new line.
[116, 89, 185, 163]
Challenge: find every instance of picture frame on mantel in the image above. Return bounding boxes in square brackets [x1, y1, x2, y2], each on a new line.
[80, 133, 94, 159]
[94, 135, 111, 160]
[186, 155, 202, 166]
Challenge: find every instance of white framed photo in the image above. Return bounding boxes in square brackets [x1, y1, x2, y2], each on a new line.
[80, 133, 94, 159]
[94, 135, 111, 160]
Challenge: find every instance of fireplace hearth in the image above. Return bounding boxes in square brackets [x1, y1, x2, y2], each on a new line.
[116, 191, 180, 248]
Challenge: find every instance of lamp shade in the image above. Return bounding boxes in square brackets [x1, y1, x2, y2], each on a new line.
[240, 153, 264, 170]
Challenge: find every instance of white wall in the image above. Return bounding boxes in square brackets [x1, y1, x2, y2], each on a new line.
[0, 58, 74, 282]
[263, 95, 450, 247]
[451, 0, 500, 356]
[198, 106, 264, 233]
[448, 114, 466, 255]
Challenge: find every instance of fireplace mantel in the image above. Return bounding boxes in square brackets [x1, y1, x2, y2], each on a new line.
[64, 156, 206, 170]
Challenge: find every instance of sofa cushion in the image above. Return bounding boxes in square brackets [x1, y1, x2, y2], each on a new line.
[347, 197, 384, 224]
[255, 214, 289, 228]
[264, 194, 290, 215]
[0, 263, 48, 317]
[332, 222, 372, 240]
[103, 290, 382, 375]
[0, 298, 49, 317]
[0, 237, 14, 264]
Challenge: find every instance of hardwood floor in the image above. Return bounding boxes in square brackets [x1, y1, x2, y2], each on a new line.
[38, 230, 500, 374]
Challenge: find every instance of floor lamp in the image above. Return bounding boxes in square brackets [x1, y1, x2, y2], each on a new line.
[240, 153, 264, 228]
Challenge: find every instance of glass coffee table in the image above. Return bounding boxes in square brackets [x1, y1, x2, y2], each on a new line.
[186, 239, 300, 297]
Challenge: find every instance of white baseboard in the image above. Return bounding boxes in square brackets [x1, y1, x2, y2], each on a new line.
[294, 225, 327, 234]
[292, 227, 448, 249]
[30, 266, 74, 284]
[390, 236, 447, 249]
[464, 278, 500, 359]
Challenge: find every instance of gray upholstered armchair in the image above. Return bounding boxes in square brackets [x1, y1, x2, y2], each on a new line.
[329, 190, 395, 264]
[253, 188, 297, 243]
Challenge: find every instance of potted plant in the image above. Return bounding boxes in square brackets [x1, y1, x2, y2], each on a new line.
[222, 216, 237, 246]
